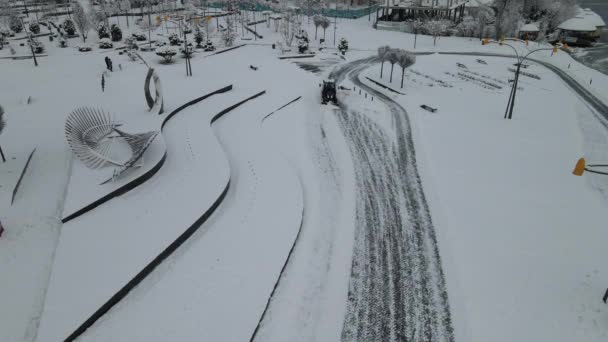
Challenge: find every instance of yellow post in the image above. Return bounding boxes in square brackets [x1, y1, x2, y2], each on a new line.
[573, 158, 586, 176]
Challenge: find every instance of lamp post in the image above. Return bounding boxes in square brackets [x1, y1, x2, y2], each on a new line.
[482, 38, 561, 120]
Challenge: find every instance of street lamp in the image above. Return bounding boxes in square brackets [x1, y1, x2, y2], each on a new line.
[573, 158, 608, 176]
[482, 38, 564, 120]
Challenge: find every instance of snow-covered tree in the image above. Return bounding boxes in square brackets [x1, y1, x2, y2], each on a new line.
[29, 22, 41, 34]
[423, 20, 449, 46]
[494, 0, 523, 39]
[396, 49, 415, 88]
[319, 16, 330, 41]
[410, 19, 424, 49]
[111, 24, 122, 41]
[386, 48, 399, 82]
[280, 12, 300, 47]
[377, 45, 390, 79]
[98, 22, 110, 39]
[472, 3, 494, 40]
[221, 15, 238, 47]
[73, 0, 92, 42]
[63, 18, 76, 35]
[313, 15, 322, 40]
[456, 16, 478, 38]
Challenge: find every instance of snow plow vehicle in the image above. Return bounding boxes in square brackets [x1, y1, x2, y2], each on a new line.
[321, 79, 338, 105]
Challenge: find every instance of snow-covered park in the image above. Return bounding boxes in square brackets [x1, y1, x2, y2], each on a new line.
[1, 1, 608, 341]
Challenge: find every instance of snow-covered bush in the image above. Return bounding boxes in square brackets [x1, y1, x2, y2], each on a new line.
[155, 46, 177, 63]
[124, 36, 138, 50]
[194, 28, 204, 47]
[9, 17, 22, 33]
[99, 38, 113, 49]
[132, 32, 147, 41]
[110, 24, 122, 42]
[98, 23, 110, 39]
[29, 22, 40, 34]
[59, 37, 67, 47]
[63, 19, 76, 36]
[168, 33, 181, 46]
[28, 39, 44, 53]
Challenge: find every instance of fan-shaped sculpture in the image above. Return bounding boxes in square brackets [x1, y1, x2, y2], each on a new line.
[144, 68, 164, 114]
[65, 107, 160, 183]
[65, 107, 123, 169]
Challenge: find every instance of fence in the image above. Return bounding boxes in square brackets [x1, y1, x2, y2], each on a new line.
[206, 2, 379, 19]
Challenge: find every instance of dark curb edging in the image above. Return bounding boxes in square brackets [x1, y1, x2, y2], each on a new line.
[364, 76, 406, 95]
[205, 44, 247, 57]
[250, 98, 306, 341]
[64, 90, 267, 342]
[62, 85, 233, 223]
[11, 148, 36, 205]
[261, 96, 302, 122]
[278, 54, 316, 60]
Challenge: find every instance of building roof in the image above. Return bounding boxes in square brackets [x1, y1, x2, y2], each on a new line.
[558, 17, 598, 32]
[519, 23, 539, 32]
[580, 8, 606, 28]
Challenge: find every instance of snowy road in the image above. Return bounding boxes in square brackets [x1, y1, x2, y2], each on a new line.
[330, 59, 455, 342]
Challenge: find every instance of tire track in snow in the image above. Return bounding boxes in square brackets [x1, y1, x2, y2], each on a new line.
[331, 59, 455, 342]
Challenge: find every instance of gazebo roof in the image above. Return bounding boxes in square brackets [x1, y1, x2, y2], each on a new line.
[558, 17, 597, 32]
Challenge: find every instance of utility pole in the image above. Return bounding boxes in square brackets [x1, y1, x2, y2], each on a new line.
[333, 0, 337, 45]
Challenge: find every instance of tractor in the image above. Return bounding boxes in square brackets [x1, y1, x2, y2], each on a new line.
[321, 79, 338, 105]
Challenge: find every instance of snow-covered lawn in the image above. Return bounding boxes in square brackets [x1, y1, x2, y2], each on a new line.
[1, 11, 608, 342]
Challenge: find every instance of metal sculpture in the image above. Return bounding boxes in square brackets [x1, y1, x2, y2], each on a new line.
[144, 67, 164, 114]
[65, 107, 159, 183]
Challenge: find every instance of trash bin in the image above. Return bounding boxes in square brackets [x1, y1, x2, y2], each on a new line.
[272, 43, 275, 49]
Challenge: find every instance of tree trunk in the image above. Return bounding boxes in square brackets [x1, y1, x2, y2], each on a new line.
[380, 61, 384, 78]
[323, 28, 326, 39]
[315, 26, 318, 39]
[401, 68, 405, 88]
[390, 64, 394, 82]
[0, 145, 6, 163]
[414, 33, 417, 49]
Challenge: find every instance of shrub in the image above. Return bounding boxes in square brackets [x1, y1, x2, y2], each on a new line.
[155, 46, 177, 63]
[99, 38, 113, 49]
[29, 22, 40, 34]
[98, 23, 110, 39]
[9, 17, 23, 33]
[110, 24, 122, 42]
[168, 33, 180, 46]
[63, 19, 76, 36]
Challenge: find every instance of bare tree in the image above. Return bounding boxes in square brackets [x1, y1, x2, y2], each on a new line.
[377, 45, 390, 79]
[320, 16, 330, 40]
[313, 14, 322, 40]
[73, 1, 92, 43]
[0, 105, 6, 162]
[411, 19, 424, 49]
[396, 49, 415, 88]
[387, 49, 399, 83]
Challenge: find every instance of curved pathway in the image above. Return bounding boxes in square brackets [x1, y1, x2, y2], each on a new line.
[331, 59, 455, 342]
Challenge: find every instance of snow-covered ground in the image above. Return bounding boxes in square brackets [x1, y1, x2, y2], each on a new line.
[1, 10, 608, 342]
